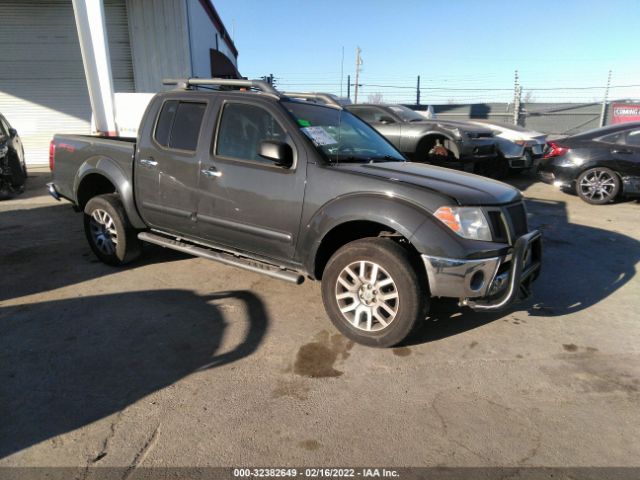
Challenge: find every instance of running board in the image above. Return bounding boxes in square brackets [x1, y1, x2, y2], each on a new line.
[138, 232, 305, 285]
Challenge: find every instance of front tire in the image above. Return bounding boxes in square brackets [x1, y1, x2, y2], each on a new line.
[321, 238, 428, 348]
[83, 193, 142, 265]
[576, 167, 620, 205]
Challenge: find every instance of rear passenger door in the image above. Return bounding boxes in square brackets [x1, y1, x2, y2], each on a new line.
[195, 98, 306, 261]
[135, 99, 207, 234]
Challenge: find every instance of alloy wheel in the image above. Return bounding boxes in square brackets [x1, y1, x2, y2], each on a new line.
[335, 260, 399, 332]
[89, 209, 118, 255]
[579, 169, 617, 202]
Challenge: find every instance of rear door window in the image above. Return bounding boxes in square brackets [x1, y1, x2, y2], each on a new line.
[154, 100, 206, 151]
[154, 101, 178, 147]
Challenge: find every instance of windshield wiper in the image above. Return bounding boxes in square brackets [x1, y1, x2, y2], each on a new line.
[333, 156, 370, 163]
[367, 155, 404, 163]
[331, 155, 403, 164]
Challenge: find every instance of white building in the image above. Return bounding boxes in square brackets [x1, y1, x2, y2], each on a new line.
[0, 0, 240, 165]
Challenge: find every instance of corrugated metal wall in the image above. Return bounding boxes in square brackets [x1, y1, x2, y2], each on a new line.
[0, 0, 134, 165]
[126, 0, 191, 92]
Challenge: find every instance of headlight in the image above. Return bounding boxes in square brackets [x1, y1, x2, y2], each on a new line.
[433, 206, 492, 241]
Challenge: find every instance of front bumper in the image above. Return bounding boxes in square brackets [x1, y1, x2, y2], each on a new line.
[421, 230, 542, 311]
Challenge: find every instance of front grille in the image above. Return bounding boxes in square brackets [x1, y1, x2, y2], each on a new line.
[506, 203, 528, 237]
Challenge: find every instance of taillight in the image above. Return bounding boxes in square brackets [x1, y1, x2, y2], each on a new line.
[543, 142, 570, 158]
[49, 140, 56, 171]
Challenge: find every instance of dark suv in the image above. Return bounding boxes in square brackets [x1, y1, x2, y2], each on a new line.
[48, 79, 541, 347]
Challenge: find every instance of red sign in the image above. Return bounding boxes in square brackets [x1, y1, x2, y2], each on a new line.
[611, 102, 640, 124]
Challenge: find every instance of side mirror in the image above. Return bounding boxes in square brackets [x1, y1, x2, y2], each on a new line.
[258, 140, 293, 168]
[8, 128, 17, 138]
[379, 116, 395, 124]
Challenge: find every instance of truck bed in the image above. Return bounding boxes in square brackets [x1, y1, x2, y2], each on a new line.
[51, 134, 136, 203]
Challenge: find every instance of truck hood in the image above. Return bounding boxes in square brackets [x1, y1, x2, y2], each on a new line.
[336, 161, 521, 206]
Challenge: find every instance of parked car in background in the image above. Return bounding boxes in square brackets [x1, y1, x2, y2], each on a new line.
[346, 104, 499, 174]
[538, 122, 640, 204]
[468, 120, 547, 175]
[0, 113, 27, 197]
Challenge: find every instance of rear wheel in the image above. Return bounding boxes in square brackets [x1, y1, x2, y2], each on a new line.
[321, 238, 428, 347]
[576, 167, 620, 205]
[84, 193, 141, 265]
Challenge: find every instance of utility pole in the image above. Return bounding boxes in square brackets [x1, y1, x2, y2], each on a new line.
[416, 75, 421, 106]
[354, 47, 362, 104]
[600, 70, 612, 127]
[513, 70, 521, 126]
[347, 75, 351, 100]
[340, 46, 344, 98]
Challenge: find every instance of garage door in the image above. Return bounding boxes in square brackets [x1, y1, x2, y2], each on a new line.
[0, 0, 134, 166]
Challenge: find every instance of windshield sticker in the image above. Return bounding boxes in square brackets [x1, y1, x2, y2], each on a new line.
[301, 126, 338, 146]
[297, 119, 311, 127]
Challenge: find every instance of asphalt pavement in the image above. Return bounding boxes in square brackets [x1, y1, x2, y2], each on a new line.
[1, 169, 639, 472]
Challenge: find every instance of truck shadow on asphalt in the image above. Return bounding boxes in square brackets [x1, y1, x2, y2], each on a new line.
[0, 289, 269, 459]
[409, 196, 639, 344]
[0, 201, 192, 302]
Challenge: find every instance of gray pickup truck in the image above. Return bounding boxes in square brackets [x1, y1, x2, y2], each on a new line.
[47, 78, 541, 347]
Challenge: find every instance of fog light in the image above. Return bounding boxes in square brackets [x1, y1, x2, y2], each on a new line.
[470, 271, 485, 292]
[553, 180, 564, 188]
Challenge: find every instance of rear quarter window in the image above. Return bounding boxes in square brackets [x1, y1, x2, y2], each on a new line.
[598, 131, 624, 145]
[625, 129, 640, 146]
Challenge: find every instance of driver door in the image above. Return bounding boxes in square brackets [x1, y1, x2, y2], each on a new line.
[195, 99, 307, 261]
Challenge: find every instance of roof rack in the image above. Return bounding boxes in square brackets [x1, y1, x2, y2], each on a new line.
[282, 92, 342, 108]
[162, 78, 279, 96]
[161, 79, 344, 108]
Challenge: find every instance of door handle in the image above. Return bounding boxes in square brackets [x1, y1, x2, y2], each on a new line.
[201, 167, 222, 178]
[612, 149, 632, 154]
[139, 158, 158, 167]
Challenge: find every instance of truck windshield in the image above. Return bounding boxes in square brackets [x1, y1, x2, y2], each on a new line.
[282, 101, 406, 164]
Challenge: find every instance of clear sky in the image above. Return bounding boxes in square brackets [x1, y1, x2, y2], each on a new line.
[214, 0, 640, 104]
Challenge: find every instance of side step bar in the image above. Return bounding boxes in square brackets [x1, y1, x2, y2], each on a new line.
[138, 232, 305, 285]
